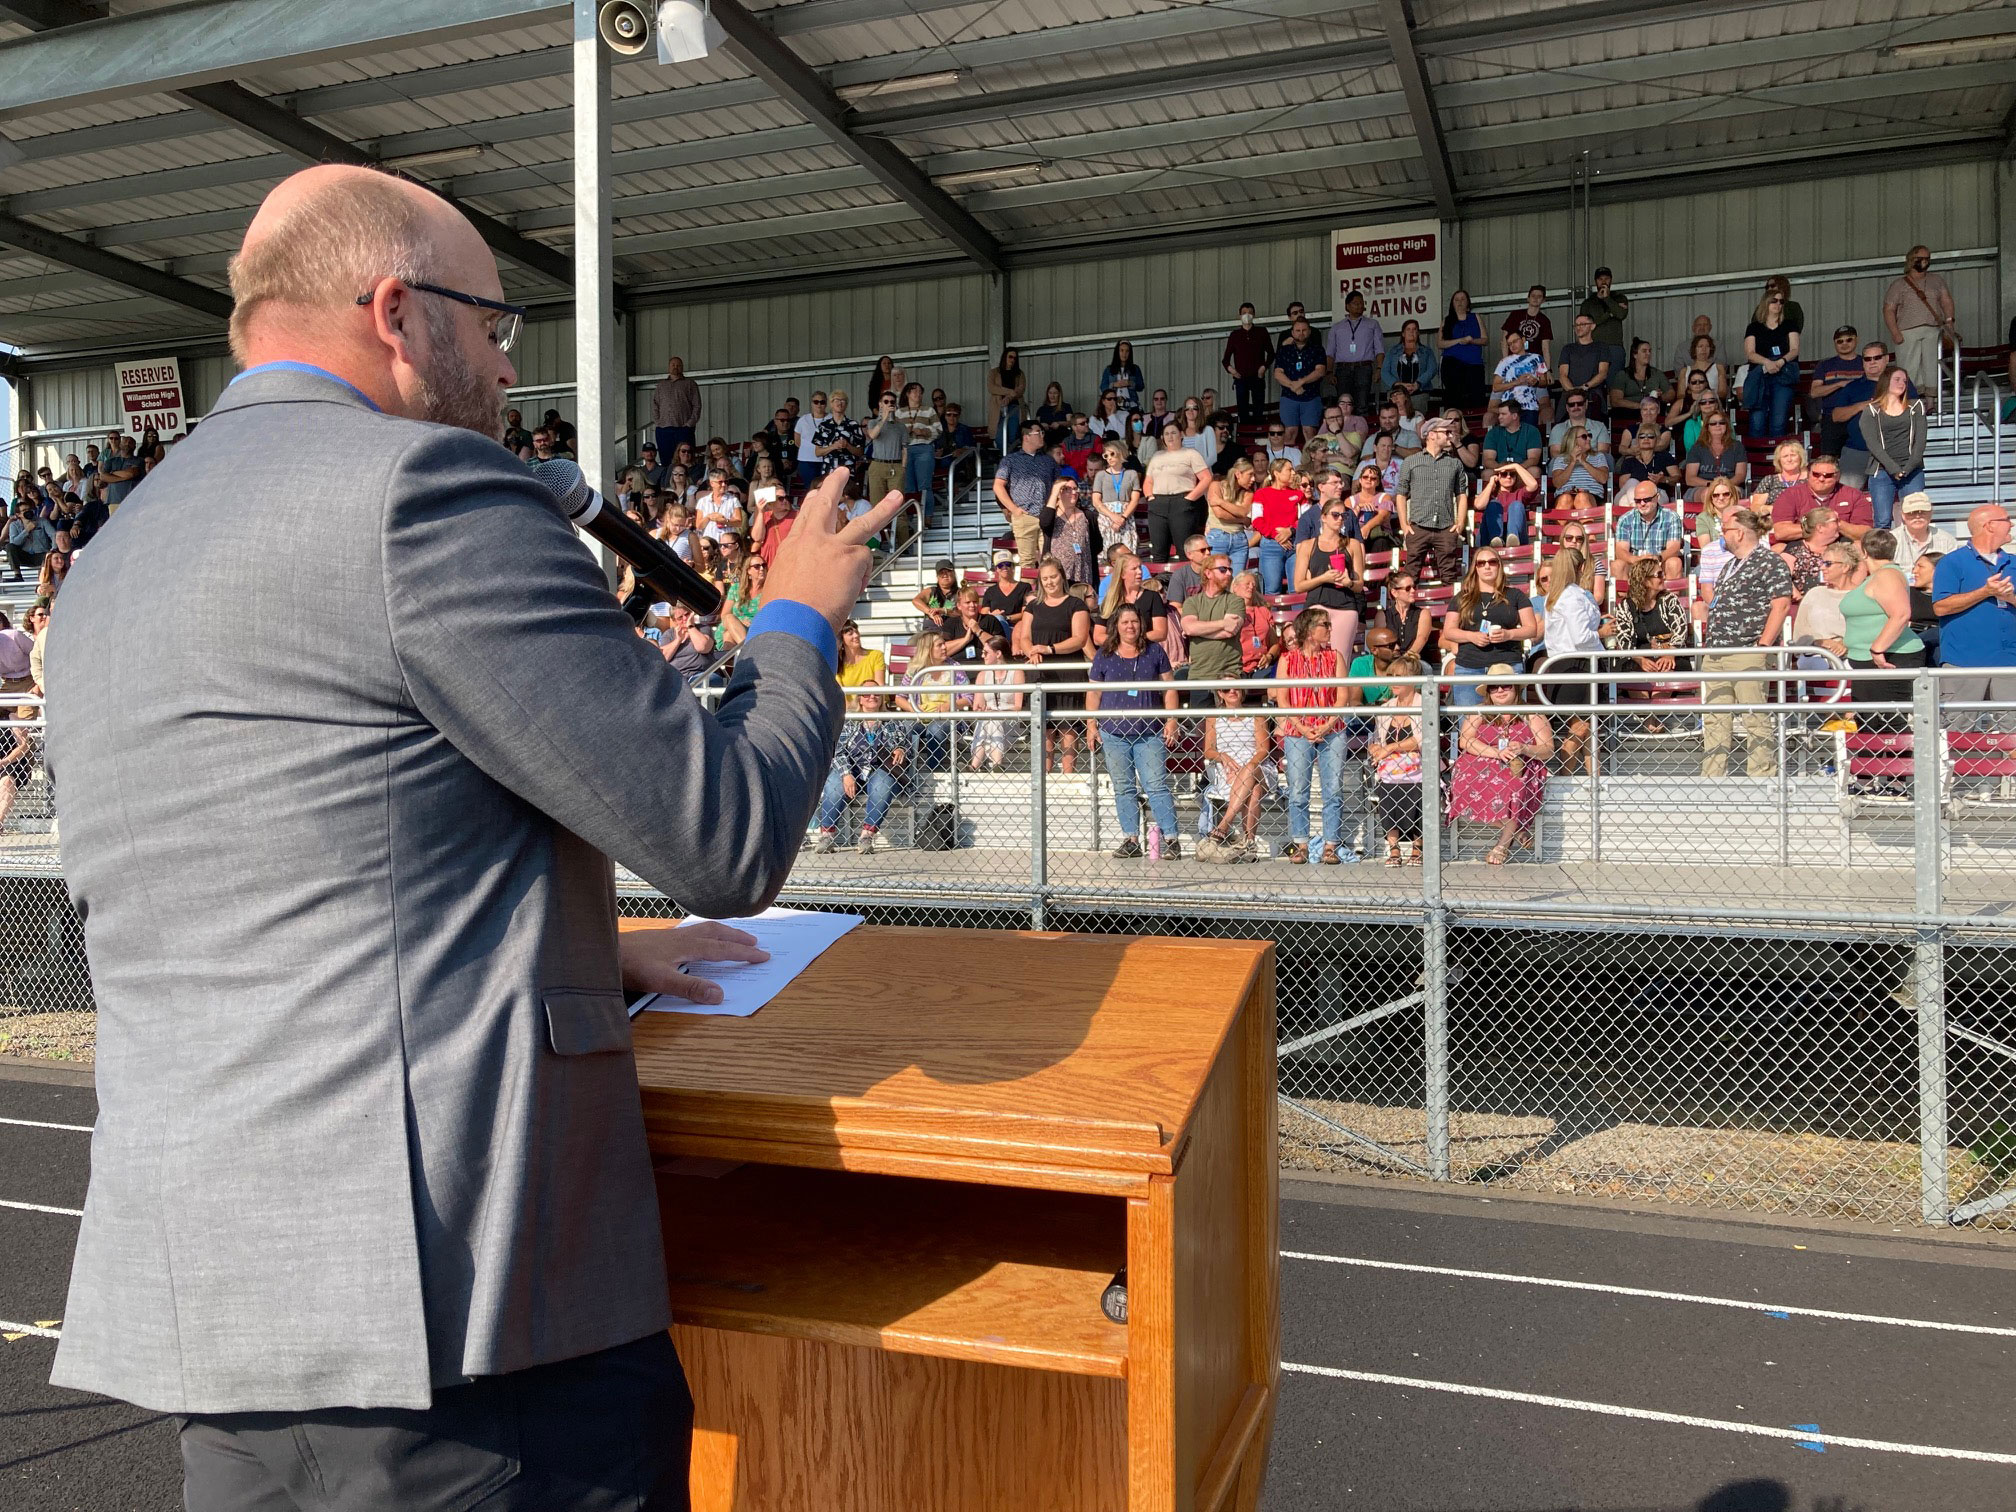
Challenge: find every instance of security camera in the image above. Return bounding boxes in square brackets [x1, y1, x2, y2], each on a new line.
[597, 0, 651, 55]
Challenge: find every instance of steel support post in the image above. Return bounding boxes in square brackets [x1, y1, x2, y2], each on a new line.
[1912, 672, 1949, 1225]
[1420, 678, 1450, 1180]
[1029, 687, 1047, 930]
[573, 0, 618, 579]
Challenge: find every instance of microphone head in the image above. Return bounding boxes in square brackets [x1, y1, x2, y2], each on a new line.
[524, 456, 593, 517]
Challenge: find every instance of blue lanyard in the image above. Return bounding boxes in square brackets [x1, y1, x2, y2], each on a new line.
[229, 361, 382, 413]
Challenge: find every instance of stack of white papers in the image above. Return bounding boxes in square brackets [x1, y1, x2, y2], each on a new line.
[628, 906, 864, 1019]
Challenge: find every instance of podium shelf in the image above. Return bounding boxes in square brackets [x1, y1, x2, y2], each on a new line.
[658, 1162, 1130, 1378]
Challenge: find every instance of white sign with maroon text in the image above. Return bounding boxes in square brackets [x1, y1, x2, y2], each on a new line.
[1331, 221, 1442, 330]
[114, 356, 186, 439]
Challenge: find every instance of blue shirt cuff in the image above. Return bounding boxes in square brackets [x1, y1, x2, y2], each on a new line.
[745, 599, 839, 671]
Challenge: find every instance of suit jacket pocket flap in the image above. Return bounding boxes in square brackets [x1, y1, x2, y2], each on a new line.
[544, 989, 632, 1056]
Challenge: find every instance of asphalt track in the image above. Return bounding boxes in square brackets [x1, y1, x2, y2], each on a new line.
[5, 1066, 2015, 1512]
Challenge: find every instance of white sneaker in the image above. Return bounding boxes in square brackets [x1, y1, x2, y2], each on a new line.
[812, 830, 837, 854]
[857, 828, 878, 854]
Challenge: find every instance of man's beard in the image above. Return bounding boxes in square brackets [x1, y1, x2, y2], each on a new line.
[413, 303, 504, 441]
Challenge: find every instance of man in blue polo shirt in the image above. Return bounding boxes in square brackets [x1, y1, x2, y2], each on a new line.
[1805, 325, 1865, 453]
[1932, 503, 2016, 721]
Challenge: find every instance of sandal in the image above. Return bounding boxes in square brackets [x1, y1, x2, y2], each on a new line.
[1321, 844, 1341, 866]
[1485, 842, 1511, 866]
[1385, 839, 1403, 867]
[1408, 840, 1424, 866]
[1283, 842, 1309, 864]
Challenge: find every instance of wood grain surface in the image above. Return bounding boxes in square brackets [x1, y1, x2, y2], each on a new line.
[626, 924, 1267, 1177]
[658, 1164, 1129, 1377]
[676, 1328, 1129, 1512]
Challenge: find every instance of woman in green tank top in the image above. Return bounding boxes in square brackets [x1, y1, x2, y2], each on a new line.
[1840, 528, 1924, 730]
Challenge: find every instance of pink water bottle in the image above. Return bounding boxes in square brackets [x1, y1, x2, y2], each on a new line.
[1146, 822, 1163, 861]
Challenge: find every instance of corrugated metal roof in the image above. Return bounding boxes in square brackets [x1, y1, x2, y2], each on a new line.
[0, 0, 2006, 352]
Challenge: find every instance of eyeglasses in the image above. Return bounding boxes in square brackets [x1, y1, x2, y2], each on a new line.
[1862, 355, 1887, 364]
[354, 279, 525, 352]
[1323, 510, 1346, 520]
[1267, 430, 1284, 437]
[1809, 469, 1839, 479]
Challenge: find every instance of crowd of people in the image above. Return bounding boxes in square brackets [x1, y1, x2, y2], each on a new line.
[787, 247, 2012, 861]
[8, 251, 2008, 859]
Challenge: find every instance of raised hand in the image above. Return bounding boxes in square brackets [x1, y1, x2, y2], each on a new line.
[764, 466, 906, 632]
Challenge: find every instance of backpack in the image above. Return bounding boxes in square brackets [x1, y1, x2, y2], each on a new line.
[918, 802, 957, 851]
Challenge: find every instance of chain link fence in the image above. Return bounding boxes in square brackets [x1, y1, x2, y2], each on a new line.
[5, 671, 2014, 1229]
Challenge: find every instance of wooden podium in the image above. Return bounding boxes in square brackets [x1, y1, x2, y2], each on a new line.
[623, 922, 1278, 1512]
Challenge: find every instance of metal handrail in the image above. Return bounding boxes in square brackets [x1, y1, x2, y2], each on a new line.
[1967, 371, 2008, 497]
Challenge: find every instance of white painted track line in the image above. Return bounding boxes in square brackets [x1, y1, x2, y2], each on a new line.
[1282, 1362, 2016, 1465]
[0, 1197, 83, 1216]
[1, 1318, 60, 1338]
[0, 1115, 91, 1132]
[1284, 1250, 2016, 1338]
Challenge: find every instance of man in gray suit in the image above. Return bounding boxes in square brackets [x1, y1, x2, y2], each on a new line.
[46, 165, 900, 1509]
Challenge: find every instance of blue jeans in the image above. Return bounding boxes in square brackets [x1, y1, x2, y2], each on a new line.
[819, 766, 896, 830]
[1742, 361, 1799, 440]
[1448, 673, 1489, 708]
[903, 442, 937, 515]
[1478, 498, 1528, 544]
[915, 721, 952, 771]
[1866, 465, 1925, 530]
[1257, 535, 1292, 596]
[1101, 730, 1179, 839]
[1285, 730, 1346, 847]
[1206, 525, 1251, 577]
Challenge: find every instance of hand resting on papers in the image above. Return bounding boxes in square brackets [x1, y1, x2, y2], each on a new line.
[620, 921, 771, 1007]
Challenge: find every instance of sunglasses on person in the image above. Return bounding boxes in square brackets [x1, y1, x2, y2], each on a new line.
[1562, 531, 1587, 544]
[1809, 467, 1839, 479]
[1566, 397, 1587, 406]
[1268, 429, 1285, 438]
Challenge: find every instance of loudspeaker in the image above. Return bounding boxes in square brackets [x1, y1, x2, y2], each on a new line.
[655, 0, 725, 64]
[597, 0, 651, 55]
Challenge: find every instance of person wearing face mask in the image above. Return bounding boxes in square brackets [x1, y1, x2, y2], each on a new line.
[1883, 246, 1960, 412]
[1221, 302, 1276, 427]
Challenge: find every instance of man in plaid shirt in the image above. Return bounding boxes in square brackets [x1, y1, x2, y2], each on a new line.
[1613, 482, 1685, 582]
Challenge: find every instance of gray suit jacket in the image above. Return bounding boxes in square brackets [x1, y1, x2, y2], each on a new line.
[46, 367, 841, 1413]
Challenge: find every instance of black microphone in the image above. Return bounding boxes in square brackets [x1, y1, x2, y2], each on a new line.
[526, 457, 723, 617]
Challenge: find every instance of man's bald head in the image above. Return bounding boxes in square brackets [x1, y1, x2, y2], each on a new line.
[1967, 504, 2011, 550]
[227, 165, 515, 437]
[230, 166, 473, 361]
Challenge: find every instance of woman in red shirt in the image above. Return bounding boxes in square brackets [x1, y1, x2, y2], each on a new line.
[1272, 607, 1353, 864]
[1251, 456, 1307, 596]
